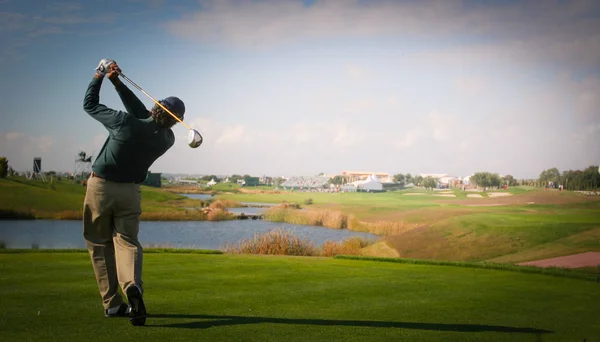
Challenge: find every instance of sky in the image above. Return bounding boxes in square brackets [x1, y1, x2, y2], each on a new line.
[0, 0, 599, 179]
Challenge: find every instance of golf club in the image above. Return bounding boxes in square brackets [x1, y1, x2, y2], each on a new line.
[116, 71, 203, 148]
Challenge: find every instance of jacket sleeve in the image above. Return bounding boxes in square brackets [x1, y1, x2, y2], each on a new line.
[83, 76, 124, 129]
[114, 81, 150, 119]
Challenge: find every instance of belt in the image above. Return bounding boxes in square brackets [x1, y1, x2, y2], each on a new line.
[91, 171, 141, 184]
[91, 171, 105, 180]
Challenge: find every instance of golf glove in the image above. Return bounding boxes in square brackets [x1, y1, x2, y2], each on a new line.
[95, 58, 115, 76]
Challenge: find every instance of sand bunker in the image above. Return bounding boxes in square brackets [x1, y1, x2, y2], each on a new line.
[434, 194, 456, 197]
[488, 192, 512, 197]
[519, 252, 600, 269]
[467, 194, 483, 198]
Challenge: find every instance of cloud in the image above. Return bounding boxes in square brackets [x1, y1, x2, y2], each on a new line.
[217, 124, 251, 144]
[345, 64, 370, 83]
[456, 77, 484, 96]
[165, 0, 600, 69]
[5, 132, 22, 140]
[394, 127, 424, 149]
[0, 12, 25, 31]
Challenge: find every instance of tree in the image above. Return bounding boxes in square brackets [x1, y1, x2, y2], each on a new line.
[229, 174, 243, 183]
[470, 172, 501, 189]
[423, 176, 437, 190]
[273, 177, 286, 187]
[201, 175, 220, 182]
[502, 174, 518, 187]
[539, 167, 560, 186]
[405, 173, 413, 184]
[393, 173, 405, 184]
[328, 175, 345, 185]
[0, 157, 8, 178]
[413, 175, 423, 186]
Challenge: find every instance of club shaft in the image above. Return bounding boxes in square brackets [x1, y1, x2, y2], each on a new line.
[117, 72, 192, 130]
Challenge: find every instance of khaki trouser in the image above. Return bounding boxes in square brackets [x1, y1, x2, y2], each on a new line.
[83, 175, 143, 310]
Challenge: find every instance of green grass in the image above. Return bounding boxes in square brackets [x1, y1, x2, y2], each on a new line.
[0, 252, 598, 341]
[0, 177, 206, 220]
[385, 206, 600, 262]
[3, 178, 600, 264]
[220, 188, 600, 262]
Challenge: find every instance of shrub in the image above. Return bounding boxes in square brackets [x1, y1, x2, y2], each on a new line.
[304, 198, 313, 205]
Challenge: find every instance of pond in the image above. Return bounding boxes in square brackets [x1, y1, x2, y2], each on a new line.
[0, 220, 377, 250]
[180, 193, 214, 200]
[179, 194, 277, 208]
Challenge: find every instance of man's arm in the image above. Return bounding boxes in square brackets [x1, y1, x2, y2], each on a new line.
[108, 72, 150, 119]
[83, 74, 125, 129]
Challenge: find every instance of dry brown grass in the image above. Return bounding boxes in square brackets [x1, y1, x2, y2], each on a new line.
[224, 229, 318, 256]
[357, 221, 423, 236]
[209, 199, 242, 209]
[225, 229, 375, 256]
[264, 207, 347, 229]
[54, 210, 82, 220]
[320, 237, 375, 257]
[305, 210, 347, 229]
[264, 207, 423, 237]
[207, 208, 235, 221]
[141, 210, 207, 221]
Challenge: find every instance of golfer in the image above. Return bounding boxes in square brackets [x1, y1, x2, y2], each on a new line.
[82, 59, 185, 326]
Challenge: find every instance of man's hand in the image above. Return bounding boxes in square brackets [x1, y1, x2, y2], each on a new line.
[106, 62, 122, 84]
[95, 58, 115, 77]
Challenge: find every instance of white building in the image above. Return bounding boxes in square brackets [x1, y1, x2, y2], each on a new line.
[352, 174, 384, 192]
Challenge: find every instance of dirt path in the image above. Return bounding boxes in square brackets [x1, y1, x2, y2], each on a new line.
[518, 252, 600, 268]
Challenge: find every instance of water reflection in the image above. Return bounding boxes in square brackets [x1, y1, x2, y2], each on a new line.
[0, 220, 377, 250]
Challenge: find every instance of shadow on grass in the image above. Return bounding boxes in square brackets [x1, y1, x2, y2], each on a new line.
[148, 314, 552, 335]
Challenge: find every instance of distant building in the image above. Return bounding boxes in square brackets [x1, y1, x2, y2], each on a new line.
[341, 171, 390, 183]
[143, 171, 162, 187]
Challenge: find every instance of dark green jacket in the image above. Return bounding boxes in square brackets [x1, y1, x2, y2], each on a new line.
[83, 76, 174, 183]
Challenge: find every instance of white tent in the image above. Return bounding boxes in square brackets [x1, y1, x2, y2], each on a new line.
[360, 174, 383, 192]
[207, 178, 217, 187]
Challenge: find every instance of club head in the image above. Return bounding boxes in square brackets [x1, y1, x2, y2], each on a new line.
[188, 129, 203, 148]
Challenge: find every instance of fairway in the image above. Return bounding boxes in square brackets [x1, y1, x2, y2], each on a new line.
[1, 252, 598, 341]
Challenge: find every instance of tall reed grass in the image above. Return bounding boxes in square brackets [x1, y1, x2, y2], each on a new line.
[263, 207, 419, 236]
[355, 221, 422, 236]
[207, 208, 236, 221]
[264, 207, 347, 229]
[320, 237, 375, 257]
[209, 199, 243, 209]
[141, 210, 208, 221]
[224, 229, 375, 257]
[224, 229, 318, 256]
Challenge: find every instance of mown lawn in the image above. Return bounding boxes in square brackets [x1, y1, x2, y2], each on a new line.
[0, 177, 202, 219]
[0, 252, 598, 341]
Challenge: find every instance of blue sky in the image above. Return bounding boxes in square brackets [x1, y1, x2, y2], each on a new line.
[1, 0, 599, 179]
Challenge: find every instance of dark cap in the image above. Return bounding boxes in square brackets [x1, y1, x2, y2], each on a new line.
[159, 96, 185, 119]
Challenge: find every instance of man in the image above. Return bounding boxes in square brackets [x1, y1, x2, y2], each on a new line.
[82, 59, 185, 326]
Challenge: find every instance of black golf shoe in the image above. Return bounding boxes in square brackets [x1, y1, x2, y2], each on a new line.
[126, 285, 147, 326]
[104, 303, 131, 318]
